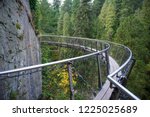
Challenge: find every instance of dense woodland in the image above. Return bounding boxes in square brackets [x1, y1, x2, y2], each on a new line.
[29, 0, 150, 99]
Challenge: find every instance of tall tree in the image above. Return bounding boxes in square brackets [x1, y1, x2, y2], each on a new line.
[74, 0, 92, 37]
[92, 0, 105, 18]
[52, 0, 61, 28]
[63, 12, 71, 36]
[38, 0, 57, 34]
[92, 0, 105, 38]
[139, 0, 150, 29]
[97, 0, 116, 40]
[57, 0, 72, 35]
[71, 0, 80, 35]
[53, 0, 61, 13]
[61, 0, 72, 14]
[57, 12, 64, 35]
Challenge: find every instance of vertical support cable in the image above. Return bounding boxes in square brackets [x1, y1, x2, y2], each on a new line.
[67, 62, 74, 100]
[104, 44, 110, 75]
[97, 54, 102, 90]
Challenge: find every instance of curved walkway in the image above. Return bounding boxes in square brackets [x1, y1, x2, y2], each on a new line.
[0, 35, 139, 100]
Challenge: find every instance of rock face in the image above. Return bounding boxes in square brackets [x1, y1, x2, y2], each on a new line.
[0, 0, 42, 99]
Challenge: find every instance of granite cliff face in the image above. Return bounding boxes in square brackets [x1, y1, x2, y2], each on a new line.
[0, 0, 42, 99]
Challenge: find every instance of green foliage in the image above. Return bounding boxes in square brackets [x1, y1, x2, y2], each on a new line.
[53, 0, 61, 13]
[61, 0, 72, 14]
[70, 0, 80, 35]
[57, 12, 64, 35]
[92, 0, 105, 18]
[10, 90, 17, 100]
[16, 22, 21, 30]
[139, 0, 150, 29]
[115, 1, 150, 99]
[38, 0, 58, 34]
[57, 0, 72, 35]
[119, 0, 143, 20]
[63, 12, 71, 36]
[91, 0, 105, 38]
[30, 0, 60, 34]
[29, 0, 37, 11]
[97, 0, 116, 40]
[73, 0, 92, 37]
[18, 34, 24, 40]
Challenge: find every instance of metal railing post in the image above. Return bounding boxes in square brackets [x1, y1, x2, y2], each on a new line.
[126, 58, 136, 78]
[104, 44, 110, 75]
[97, 54, 102, 90]
[67, 62, 74, 100]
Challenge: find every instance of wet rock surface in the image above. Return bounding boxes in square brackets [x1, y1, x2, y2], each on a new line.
[0, 0, 42, 99]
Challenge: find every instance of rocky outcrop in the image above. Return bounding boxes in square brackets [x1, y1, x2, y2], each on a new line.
[0, 0, 42, 99]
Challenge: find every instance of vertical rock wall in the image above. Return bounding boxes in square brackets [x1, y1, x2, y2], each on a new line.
[0, 0, 42, 99]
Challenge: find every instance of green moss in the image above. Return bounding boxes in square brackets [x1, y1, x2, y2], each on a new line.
[10, 90, 17, 100]
[18, 34, 24, 40]
[16, 22, 21, 30]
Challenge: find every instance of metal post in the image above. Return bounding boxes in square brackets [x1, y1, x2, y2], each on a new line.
[91, 42, 93, 51]
[97, 54, 102, 90]
[126, 58, 136, 79]
[104, 44, 110, 75]
[67, 62, 74, 100]
[96, 41, 98, 51]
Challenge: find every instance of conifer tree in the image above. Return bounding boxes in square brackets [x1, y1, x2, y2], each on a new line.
[61, 0, 72, 14]
[71, 0, 80, 35]
[57, 12, 64, 35]
[53, 0, 61, 13]
[97, 0, 116, 40]
[74, 0, 92, 37]
[57, 0, 72, 35]
[92, 0, 105, 38]
[63, 12, 71, 36]
[92, 0, 105, 18]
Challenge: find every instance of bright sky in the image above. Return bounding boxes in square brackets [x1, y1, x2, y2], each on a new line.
[47, 0, 64, 4]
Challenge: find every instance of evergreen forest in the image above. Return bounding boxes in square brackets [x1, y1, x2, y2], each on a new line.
[30, 0, 150, 99]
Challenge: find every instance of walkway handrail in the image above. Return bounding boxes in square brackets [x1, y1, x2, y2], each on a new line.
[0, 35, 110, 75]
[106, 42, 140, 100]
[0, 35, 140, 100]
[0, 51, 101, 75]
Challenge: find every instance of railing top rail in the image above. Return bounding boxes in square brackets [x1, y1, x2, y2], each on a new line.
[104, 41, 140, 100]
[0, 35, 140, 100]
[0, 35, 110, 75]
[39, 34, 109, 44]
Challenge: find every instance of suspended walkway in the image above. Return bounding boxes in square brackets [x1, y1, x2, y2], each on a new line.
[0, 35, 140, 100]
